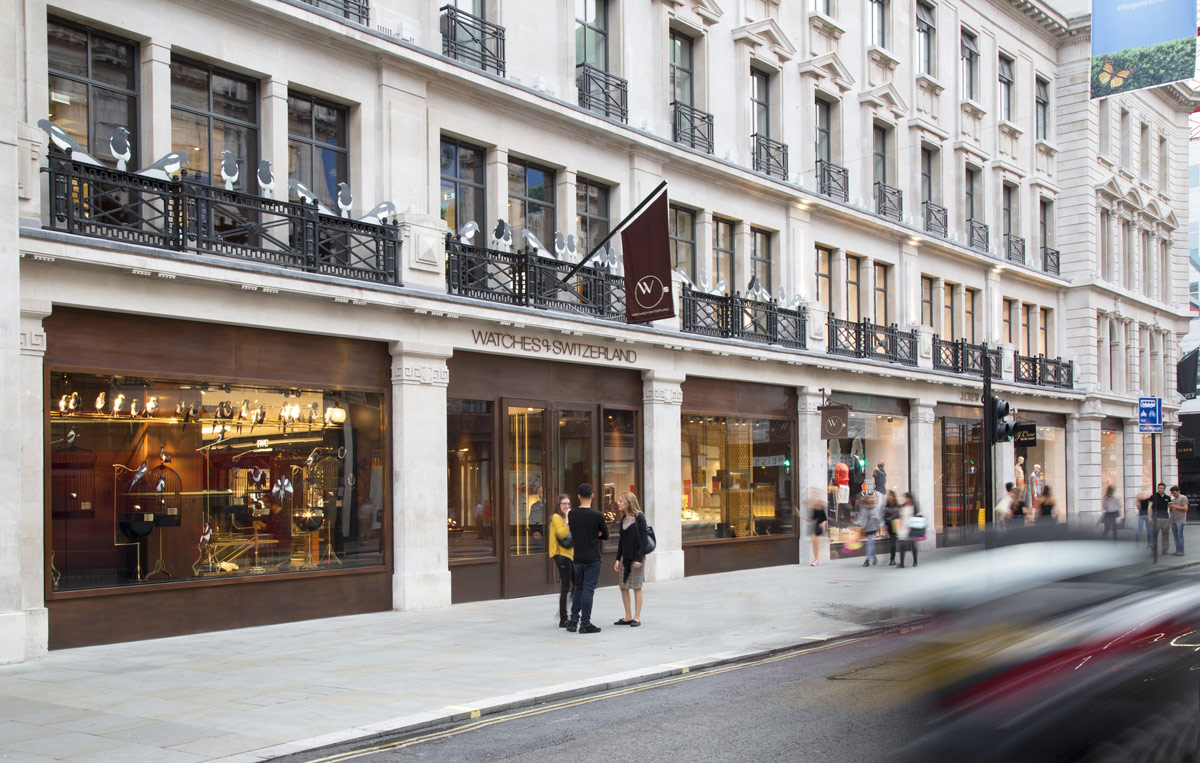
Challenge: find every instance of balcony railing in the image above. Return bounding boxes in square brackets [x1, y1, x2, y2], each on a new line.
[680, 288, 807, 349]
[445, 236, 625, 320]
[1004, 234, 1025, 265]
[44, 149, 401, 285]
[1015, 352, 1074, 389]
[299, 0, 369, 24]
[827, 315, 918, 366]
[440, 5, 505, 76]
[1043, 246, 1060, 276]
[576, 63, 628, 123]
[875, 182, 902, 221]
[671, 101, 714, 154]
[752, 134, 788, 180]
[923, 201, 947, 238]
[967, 218, 989, 253]
[817, 159, 849, 201]
[933, 337, 1001, 377]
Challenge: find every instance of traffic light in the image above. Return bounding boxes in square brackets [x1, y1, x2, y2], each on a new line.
[991, 395, 1016, 443]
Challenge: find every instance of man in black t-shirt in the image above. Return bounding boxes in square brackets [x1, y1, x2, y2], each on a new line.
[567, 483, 609, 633]
[1151, 483, 1171, 558]
[1135, 490, 1152, 546]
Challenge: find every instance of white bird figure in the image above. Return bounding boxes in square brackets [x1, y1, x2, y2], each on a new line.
[594, 245, 619, 272]
[95, 392, 106, 412]
[159, 444, 171, 464]
[109, 127, 132, 171]
[256, 160, 274, 196]
[68, 392, 81, 412]
[59, 395, 69, 413]
[675, 268, 696, 290]
[336, 182, 353, 219]
[776, 288, 804, 310]
[219, 151, 240, 191]
[130, 398, 142, 417]
[489, 219, 513, 252]
[554, 232, 568, 260]
[112, 393, 125, 414]
[37, 119, 101, 165]
[175, 400, 186, 417]
[65, 428, 78, 447]
[145, 396, 159, 415]
[137, 151, 190, 181]
[746, 275, 771, 302]
[522, 229, 550, 257]
[358, 201, 397, 225]
[156, 474, 166, 493]
[455, 221, 480, 244]
[288, 178, 334, 215]
[129, 460, 147, 489]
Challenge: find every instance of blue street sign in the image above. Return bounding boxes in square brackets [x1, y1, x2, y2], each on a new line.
[1139, 397, 1162, 433]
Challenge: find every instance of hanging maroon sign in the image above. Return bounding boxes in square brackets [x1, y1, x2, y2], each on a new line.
[622, 190, 674, 324]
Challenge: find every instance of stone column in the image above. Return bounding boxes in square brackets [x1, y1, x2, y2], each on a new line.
[389, 342, 453, 610]
[861, 255, 876, 322]
[141, 43, 173, 163]
[985, 267, 1002, 343]
[899, 242, 919, 327]
[1124, 418, 1143, 511]
[487, 147, 509, 234]
[557, 169, 577, 249]
[642, 371, 684, 582]
[1125, 319, 1140, 395]
[1074, 408, 1103, 522]
[909, 400, 936, 547]
[1110, 317, 1124, 394]
[933, 277, 947, 338]
[1097, 313, 1110, 392]
[797, 387, 824, 563]
[954, 282, 967, 341]
[261, 79, 289, 201]
[831, 248, 847, 319]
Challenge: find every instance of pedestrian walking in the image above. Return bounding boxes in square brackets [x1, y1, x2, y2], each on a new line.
[1151, 483, 1171, 560]
[860, 487, 883, 566]
[1036, 485, 1058, 526]
[809, 497, 828, 566]
[1100, 484, 1121, 541]
[898, 492, 923, 568]
[548, 494, 573, 628]
[884, 490, 900, 565]
[566, 483, 609, 633]
[613, 492, 649, 626]
[995, 482, 1015, 532]
[1170, 485, 1188, 556]
[1134, 489, 1152, 546]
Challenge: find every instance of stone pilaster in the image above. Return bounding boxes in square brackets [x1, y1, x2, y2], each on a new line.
[797, 387, 824, 563]
[389, 342, 453, 611]
[1073, 405, 1104, 521]
[642, 370, 684, 582]
[909, 400, 936, 548]
[1124, 418, 1143, 511]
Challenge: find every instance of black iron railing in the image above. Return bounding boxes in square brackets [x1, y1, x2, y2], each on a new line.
[680, 288, 807, 348]
[817, 159, 849, 201]
[1015, 352, 1038, 383]
[934, 337, 1000, 377]
[671, 101, 714, 154]
[576, 63, 628, 122]
[967, 219, 989, 253]
[1043, 246, 1060, 275]
[440, 5, 505, 76]
[752, 134, 788, 180]
[299, 0, 369, 24]
[445, 236, 625, 320]
[875, 182, 902, 221]
[923, 201, 947, 237]
[1004, 234, 1025, 265]
[44, 149, 400, 285]
[827, 315, 918, 366]
[1014, 352, 1074, 389]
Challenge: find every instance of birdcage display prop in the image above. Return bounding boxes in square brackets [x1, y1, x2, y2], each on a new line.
[304, 454, 344, 566]
[51, 437, 96, 516]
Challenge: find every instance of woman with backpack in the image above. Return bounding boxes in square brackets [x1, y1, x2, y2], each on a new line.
[613, 491, 650, 627]
[548, 494, 574, 628]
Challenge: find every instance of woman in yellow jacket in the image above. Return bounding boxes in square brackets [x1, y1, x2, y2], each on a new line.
[549, 493, 574, 628]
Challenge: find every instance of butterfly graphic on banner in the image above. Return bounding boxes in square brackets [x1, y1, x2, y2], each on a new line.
[1096, 58, 1134, 89]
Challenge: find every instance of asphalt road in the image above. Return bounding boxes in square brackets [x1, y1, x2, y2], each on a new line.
[280, 632, 928, 763]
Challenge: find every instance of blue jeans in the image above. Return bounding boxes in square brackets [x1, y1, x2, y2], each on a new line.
[570, 560, 602, 627]
[1136, 514, 1151, 544]
[865, 532, 877, 561]
[1172, 522, 1186, 553]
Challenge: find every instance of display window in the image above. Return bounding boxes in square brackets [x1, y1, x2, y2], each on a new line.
[447, 399, 496, 560]
[1101, 429, 1125, 503]
[680, 415, 796, 542]
[1141, 433, 1156, 494]
[1015, 425, 1067, 517]
[825, 411, 909, 556]
[48, 373, 385, 591]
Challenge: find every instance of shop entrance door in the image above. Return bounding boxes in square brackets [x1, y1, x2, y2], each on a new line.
[941, 417, 985, 545]
[502, 402, 595, 598]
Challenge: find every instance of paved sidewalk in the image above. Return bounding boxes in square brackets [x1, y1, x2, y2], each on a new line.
[0, 539, 1193, 763]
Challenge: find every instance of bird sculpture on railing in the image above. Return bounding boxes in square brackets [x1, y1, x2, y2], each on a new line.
[490, 219, 513, 252]
[554, 232, 578, 262]
[256, 160, 274, 196]
[675, 268, 695, 290]
[455, 221, 479, 244]
[137, 151, 190, 181]
[746, 275, 772, 302]
[109, 127, 131, 171]
[594, 244, 619, 272]
[288, 178, 334, 215]
[697, 269, 728, 297]
[522, 229, 551, 257]
[776, 287, 804, 310]
[37, 119, 101, 165]
[336, 182, 354, 219]
[219, 151, 240, 191]
[358, 201, 397, 225]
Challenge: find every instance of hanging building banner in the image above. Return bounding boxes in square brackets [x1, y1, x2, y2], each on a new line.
[621, 188, 674, 324]
[1090, 0, 1196, 98]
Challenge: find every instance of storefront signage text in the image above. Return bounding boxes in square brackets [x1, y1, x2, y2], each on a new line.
[470, 330, 638, 363]
[1013, 423, 1037, 447]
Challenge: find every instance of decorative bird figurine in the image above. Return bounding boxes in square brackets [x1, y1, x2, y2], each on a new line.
[112, 393, 125, 414]
[336, 182, 353, 219]
[69, 392, 81, 411]
[58, 395, 69, 413]
[95, 392, 106, 412]
[595, 244, 619, 272]
[175, 400, 186, 417]
[108, 127, 131, 171]
[219, 150, 240, 191]
[145, 396, 159, 415]
[159, 444, 172, 464]
[358, 201, 397, 225]
[675, 268, 696, 290]
[156, 474, 166, 493]
[554, 232, 579, 261]
[130, 398, 142, 417]
[137, 151, 190, 181]
[490, 219, 513, 252]
[522, 229, 550, 257]
[37, 119, 101, 165]
[65, 427, 78, 447]
[455, 221, 480, 244]
[746, 274, 771, 302]
[129, 460, 147, 489]
[288, 178, 334, 215]
[256, 160, 274, 196]
[777, 288, 803, 310]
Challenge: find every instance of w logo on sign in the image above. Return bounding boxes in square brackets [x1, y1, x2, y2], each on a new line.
[633, 275, 667, 309]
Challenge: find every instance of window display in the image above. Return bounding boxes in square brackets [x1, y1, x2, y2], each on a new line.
[49, 373, 385, 591]
[447, 399, 495, 560]
[1015, 425, 1067, 517]
[1101, 428, 1125, 502]
[680, 416, 795, 541]
[826, 411, 909, 556]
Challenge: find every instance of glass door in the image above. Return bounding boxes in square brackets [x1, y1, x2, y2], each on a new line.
[940, 417, 985, 545]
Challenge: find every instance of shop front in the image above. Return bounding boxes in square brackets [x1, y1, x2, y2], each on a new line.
[44, 308, 392, 649]
[1013, 412, 1068, 519]
[934, 404, 985, 545]
[680, 378, 797, 574]
[446, 352, 641, 602]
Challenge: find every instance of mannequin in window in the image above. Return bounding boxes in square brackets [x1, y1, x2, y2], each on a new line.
[1014, 456, 1026, 497]
[834, 458, 850, 525]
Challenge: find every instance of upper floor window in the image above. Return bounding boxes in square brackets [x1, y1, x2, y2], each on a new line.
[575, 177, 610, 256]
[576, 0, 609, 70]
[507, 158, 556, 246]
[943, 282, 956, 339]
[965, 166, 980, 221]
[440, 138, 486, 237]
[815, 98, 832, 164]
[1159, 136, 1170, 191]
[920, 146, 936, 203]
[811, 0, 835, 15]
[670, 204, 697, 282]
[47, 18, 139, 169]
[916, 2, 936, 76]
[1002, 183, 1017, 236]
[1099, 98, 1111, 154]
[1100, 209, 1113, 281]
[751, 228, 772, 292]
[874, 262, 888, 324]
[960, 30, 979, 101]
[1139, 123, 1151, 179]
[1038, 307, 1050, 355]
[869, 0, 888, 48]
[288, 92, 348, 210]
[1035, 77, 1049, 140]
[920, 276, 934, 328]
[1039, 198, 1053, 250]
[751, 69, 771, 138]
[964, 289, 977, 343]
[714, 218, 736, 290]
[998, 55, 1014, 121]
[171, 57, 258, 188]
[816, 246, 832, 313]
[1120, 108, 1131, 168]
[873, 125, 889, 185]
[846, 254, 861, 322]
[669, 31, 695, 108]
[1003, 298, 1015, 344]
[1020, 303, 1032, 355]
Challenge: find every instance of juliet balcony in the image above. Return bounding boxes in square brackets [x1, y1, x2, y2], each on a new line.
[671, 101, 714, 154]
[817, 159, 849, 202]
[440, 4, 505, 76]
[576, 64, 628, 123]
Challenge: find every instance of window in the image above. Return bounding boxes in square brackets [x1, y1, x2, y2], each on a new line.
[1159, 136, 1170, 191]
[171, 58, 258, 188]
[670, 205, 697, 282]
[965, 289, 977, 343]
[846, 255, 861, 321]
[448, 399, 495, 560]
[1122, 220, 1134, 290]
[1002, 183, 1016, 237]
[1120, 108, 1131, 168]
[921, 276, 934, 328]
[1099, 98, 1111, 154]
[874, 262, 888, 324]
[576, 0, 609, 70]
[1003, 298, 1015, 344]
[47, 18, 138, 169]
[669, 31, 694, 108]
[288, 92, 348, 210]
[1039, 198, 1053, 250]
[869, 0, 888, 47]
[811, 0, 835, 15]
[873, 125, 888, 185]
[751, 69, 770, 138]
[1100, 209, 1113, 281]
[1021, 303, 1032, 355]
[714, 218, 735, 290]
[575, 178, 610, 256]
[998, 56, 1014, 121]
[816, 246, 832, 313]
[920, 147, 935, 203]
[751, 228, 772, 292]
[815, 99, 832, 164]
[440, 138, 486, 237]
[965, 166, 979, 221]
[960, 30, 979, 101]
[943, 282, 956, 339]
[1160, 239, 1170, 301]
[507, 158, 556, 246]
[1039, 308, 1050, 355]
[1142, 230, 1152, 295]
[1035, 77, 1049, 140]
[916, 2, 936, 76]
[1140, 123, 1151, 178]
